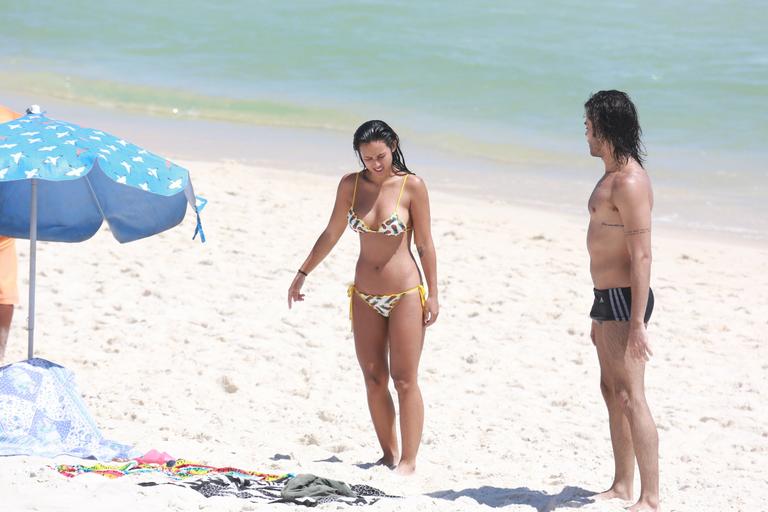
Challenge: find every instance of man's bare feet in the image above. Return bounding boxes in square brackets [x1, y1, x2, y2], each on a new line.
[394, 460, 415, 475]
[594, 486, 633, 501]
[627, 498, 660, 511]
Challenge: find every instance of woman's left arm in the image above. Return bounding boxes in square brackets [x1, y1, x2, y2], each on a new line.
[410, 176, 439, 326]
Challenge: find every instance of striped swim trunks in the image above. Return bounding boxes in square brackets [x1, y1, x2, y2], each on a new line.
[590, 287, 654, 324]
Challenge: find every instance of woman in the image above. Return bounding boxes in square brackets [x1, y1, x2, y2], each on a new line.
[287, 120, 439, 475]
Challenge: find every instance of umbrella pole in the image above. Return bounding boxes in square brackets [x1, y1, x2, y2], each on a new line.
[27, 179, 38, 360]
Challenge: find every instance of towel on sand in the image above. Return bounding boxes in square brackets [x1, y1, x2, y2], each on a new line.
[56, 459, 398, 507]
[0, 358, 134, 460]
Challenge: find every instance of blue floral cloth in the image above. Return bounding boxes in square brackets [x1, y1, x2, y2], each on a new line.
[0, 358, 135, 460]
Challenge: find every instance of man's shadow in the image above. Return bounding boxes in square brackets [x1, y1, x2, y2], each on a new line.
[427, 485, 595, 511]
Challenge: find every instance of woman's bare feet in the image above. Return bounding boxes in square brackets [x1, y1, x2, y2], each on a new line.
[594, 486, 632, 501]
[627, 498, 660, 511]
[394, 460, 415, 475]
[375, 456, 398, 470]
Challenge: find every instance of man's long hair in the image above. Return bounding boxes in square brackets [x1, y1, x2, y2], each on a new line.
[585, 90, 646, 167]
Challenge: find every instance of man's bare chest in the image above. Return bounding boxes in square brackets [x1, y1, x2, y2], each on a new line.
[588, 178, 621, 222]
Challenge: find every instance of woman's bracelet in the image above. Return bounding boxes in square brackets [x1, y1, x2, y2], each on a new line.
[297, 269, 308, 277]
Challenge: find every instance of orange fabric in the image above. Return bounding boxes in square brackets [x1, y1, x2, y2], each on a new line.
[0, 237, 19, 305]
[0, 107, 22, 305]
[0, 106, 22, 122]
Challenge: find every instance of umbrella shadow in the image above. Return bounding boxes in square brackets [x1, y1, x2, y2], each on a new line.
[427, 485, 595, 511]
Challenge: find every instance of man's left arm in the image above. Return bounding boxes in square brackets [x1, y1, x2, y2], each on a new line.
[614, 175, 653, 360]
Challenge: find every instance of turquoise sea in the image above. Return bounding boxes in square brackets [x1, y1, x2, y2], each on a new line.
[1, 0, 766, 237]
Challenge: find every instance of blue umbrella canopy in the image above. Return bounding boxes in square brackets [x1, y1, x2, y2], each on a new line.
[0, 109, 204, 243]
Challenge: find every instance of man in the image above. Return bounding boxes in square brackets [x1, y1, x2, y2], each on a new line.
[0, 104, 22, 363]
[584, 90, 659, 512]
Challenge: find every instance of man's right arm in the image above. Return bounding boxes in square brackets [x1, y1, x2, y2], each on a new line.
[613, 174, 653, 359]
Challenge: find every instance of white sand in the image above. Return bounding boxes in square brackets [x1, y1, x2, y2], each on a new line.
[1, 160, 766, 511]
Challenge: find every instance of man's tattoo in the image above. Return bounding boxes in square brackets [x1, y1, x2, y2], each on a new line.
[602, 222, 624, 228]
[624, 227, 651, 236]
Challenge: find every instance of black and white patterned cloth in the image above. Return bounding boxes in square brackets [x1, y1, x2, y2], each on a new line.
[139, 474, 400, 507]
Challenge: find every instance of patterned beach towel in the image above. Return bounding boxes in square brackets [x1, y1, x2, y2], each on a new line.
[0, 358, 134, 459]
[55, 460, 398, 506]
[140, 473, 291, 503]
[146, 474, 399, 506]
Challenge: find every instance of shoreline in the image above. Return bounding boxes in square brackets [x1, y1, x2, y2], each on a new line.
[2, 89, 766, 247]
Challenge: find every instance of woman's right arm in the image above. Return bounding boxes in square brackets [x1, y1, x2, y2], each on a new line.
[288, 174, 354, 308]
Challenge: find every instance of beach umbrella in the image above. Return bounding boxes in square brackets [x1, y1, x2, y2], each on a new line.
[0, 106, 206, 359]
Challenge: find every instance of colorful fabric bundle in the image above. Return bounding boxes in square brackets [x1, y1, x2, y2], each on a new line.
[55, 458, 291, 482]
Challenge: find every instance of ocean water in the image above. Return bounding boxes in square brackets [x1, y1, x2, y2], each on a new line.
[1, 0, 766, 236]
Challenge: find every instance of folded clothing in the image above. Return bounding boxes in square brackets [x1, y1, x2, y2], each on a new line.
[281, 473, 356, 499]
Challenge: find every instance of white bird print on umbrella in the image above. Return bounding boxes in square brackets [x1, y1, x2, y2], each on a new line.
[65, 166, 86, 177]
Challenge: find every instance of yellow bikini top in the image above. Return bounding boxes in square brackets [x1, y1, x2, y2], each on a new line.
[347, 172, 410, 236]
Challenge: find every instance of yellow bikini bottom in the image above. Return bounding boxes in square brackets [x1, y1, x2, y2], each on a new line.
[347, 284, 426, 329]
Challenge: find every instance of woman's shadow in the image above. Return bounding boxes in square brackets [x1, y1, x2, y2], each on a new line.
[427, 485, 595, 511]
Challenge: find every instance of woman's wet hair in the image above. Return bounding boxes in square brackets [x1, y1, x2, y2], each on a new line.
[585, 90, 646, 167]
[353, 120, 413, 174]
